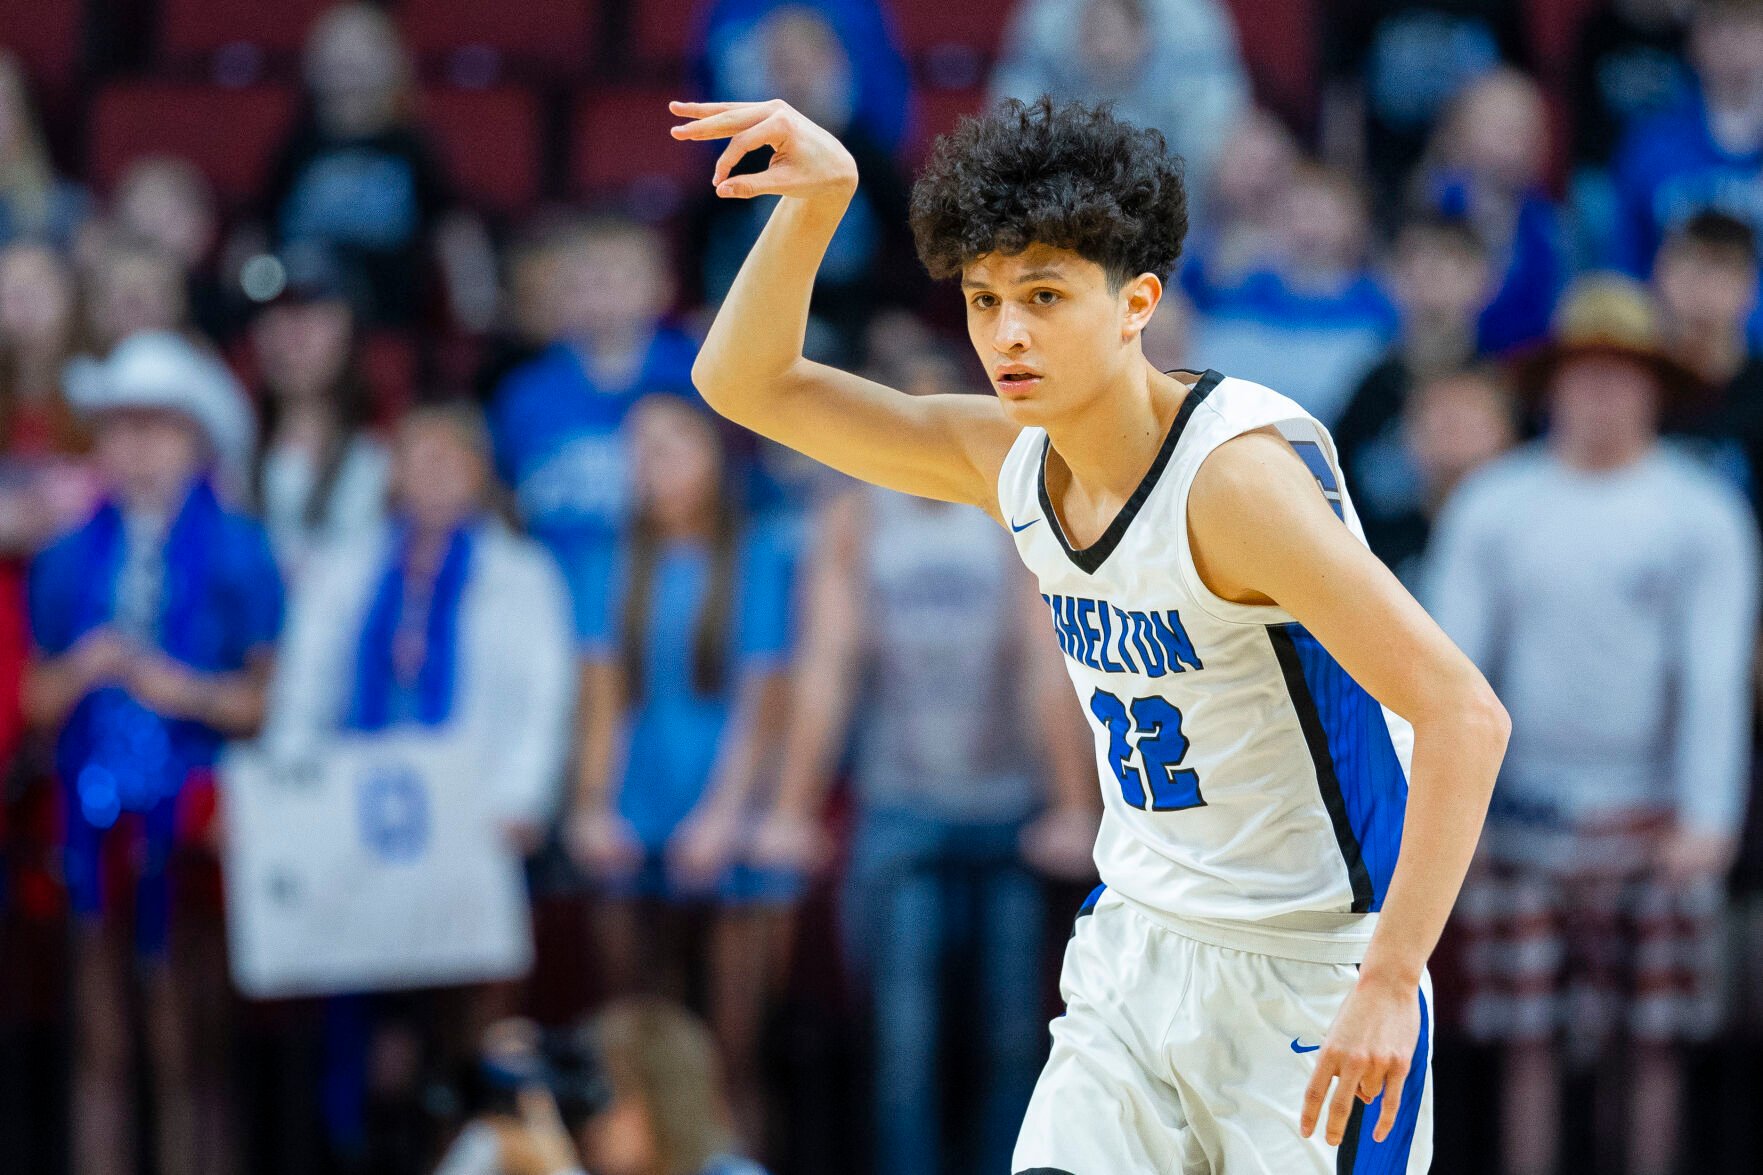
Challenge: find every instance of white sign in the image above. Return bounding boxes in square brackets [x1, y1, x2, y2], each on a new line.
[222, 734, 533, 998]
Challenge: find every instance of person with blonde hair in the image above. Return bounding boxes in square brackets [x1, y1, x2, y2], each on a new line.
[581, 997, 769, 1175]
[0, 52, 89, 250]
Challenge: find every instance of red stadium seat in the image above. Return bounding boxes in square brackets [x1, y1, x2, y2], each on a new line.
[399, 0, 597, 81]
[889, 0, 1015, 58]
[1220, 0, 1318, 128]
[419, 87, 543, 215]
[910, 85, 987, 162]
[158, 0, 333, 68]
[1, 0, 84, 89]
[360, 329, 418, 421]
[629, 0, 709, 71]
[87, 82, 299, 207]
[571, 87, 704, 199]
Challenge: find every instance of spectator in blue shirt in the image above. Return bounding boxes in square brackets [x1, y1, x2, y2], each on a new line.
[1610, 0, 1763, 292]
[566, 396, 796, 1149]
[1186, 162, 1399, 426]
[1415, 69, 1569, 355]
[490, 217, 697, 641]
[696, 0, 911, 154]
[25, 332, 283, 1175]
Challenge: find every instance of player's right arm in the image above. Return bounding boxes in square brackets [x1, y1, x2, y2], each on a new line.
[670, 100, 1020, 519]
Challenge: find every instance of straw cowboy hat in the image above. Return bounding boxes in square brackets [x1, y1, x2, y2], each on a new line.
[1513, 273, 1707, 404]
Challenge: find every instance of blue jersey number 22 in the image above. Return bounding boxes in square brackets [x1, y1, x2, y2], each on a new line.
[1088, 689, 1206, 812]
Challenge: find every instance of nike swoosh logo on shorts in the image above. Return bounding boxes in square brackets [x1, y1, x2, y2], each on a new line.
[1290, 1039, 1321, 1054]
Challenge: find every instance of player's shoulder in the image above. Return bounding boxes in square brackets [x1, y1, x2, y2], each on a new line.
[1185, 371, 1322, 442]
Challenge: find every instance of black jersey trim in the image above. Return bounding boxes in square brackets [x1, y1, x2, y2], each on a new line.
[1036, 368, 1224, 575]
[1334, 1100, 1367, 1173]
[1267, 625, 1376, 915]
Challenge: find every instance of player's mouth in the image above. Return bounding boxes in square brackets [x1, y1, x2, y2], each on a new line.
[994, 367, 1043, 397]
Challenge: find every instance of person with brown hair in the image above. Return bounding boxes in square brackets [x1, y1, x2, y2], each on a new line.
[1430, 276, 1758, 1175]
[566, 395, 796, 1149]
[580, 997, 769, 1175]
[248, 251, 390, 578]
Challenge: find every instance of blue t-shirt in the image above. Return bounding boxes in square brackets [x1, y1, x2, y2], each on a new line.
[1183, 265, 1400, 427]
[1611, 90, 1763, 276]
[1610, 90, 1763, 343]
[589, 525, 795, 849]
[489, 331, 698, 637]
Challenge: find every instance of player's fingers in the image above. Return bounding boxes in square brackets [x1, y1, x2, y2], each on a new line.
[1372, 1070, 1407, 1143]
[1299, 1064, 1334, 1137]
[712, 116, 786, 187]
[716, 166, 795, 200]
[668, 99, 750, 117]
[1324, 1060, 1366, 1145]
[670, 101, 780, 142]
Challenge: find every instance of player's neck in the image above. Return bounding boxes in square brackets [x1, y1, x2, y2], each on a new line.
[1043, 362, 1191, 515]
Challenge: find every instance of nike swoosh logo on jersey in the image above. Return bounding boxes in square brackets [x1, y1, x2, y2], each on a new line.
[1010, 515, 1041, 533]
[1290, 1039, 1321, 1054]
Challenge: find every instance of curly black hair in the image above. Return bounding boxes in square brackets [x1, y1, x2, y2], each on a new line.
[908, 96, 1188, 289]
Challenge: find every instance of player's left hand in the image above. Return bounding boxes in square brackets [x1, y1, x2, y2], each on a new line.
[1299, 972, 1420, 1148]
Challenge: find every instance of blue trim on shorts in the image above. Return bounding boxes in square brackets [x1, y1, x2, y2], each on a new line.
[1077, 882, 1107, 918]
[1339, 986, 1429, 1174]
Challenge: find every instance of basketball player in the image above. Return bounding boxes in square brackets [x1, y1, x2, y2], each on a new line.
[669, 94, 1509, 1173]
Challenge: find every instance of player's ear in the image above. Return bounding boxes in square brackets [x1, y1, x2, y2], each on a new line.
[1120, 272, 1162, 342]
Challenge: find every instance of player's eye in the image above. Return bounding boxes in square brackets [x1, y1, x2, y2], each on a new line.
[1032, 289, 1060, 305]
[970, 293, 998, 310]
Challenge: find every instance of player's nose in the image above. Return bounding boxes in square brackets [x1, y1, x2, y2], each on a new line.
[992, 304, 1031, 351]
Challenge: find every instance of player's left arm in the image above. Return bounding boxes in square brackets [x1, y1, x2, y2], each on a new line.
[1188, 428, 1510, 1148]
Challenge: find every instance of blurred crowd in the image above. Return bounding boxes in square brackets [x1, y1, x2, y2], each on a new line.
[5, 1, 1763, 1174]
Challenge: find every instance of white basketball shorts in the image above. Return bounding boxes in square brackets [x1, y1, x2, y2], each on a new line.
[1012, 886, 1433, 1174]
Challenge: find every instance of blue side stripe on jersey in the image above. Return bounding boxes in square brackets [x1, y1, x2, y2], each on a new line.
[1267, 624, 1408, 913]
[1340, 987, 1429, 1174]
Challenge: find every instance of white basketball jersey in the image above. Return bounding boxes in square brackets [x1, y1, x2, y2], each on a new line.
[998, 370, 1415, 964]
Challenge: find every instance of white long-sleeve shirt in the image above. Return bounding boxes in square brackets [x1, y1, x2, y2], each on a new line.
[1425, 443, 1759, 838]
[262, 520, 577, 828]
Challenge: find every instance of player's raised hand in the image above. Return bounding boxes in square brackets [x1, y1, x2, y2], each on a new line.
[1298, 974, 1420, 1148]
[669, 99, 859, 202]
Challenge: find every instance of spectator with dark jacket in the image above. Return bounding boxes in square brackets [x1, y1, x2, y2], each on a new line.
[1334, 214, 1497, 562]
[255, 4, 495, 330]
